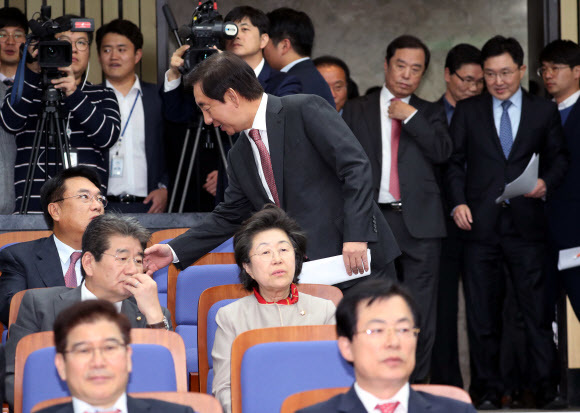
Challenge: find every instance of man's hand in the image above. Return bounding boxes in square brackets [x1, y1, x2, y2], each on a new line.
[124, 271, 164, 324]
[453, 204, 473, 230]
[203, 170, 218, 196]
[342, 242, 369, 276]
[144, 244, 173, 273]
[145, 188, 168, 213]
[26, 44, 41, 73]
[388, 100, 416, 121]
[524, 178, 547, 198]
[52, 66, 77, 97]
[168, 45, 190, 81]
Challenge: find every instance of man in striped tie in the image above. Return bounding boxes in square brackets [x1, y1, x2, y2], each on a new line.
[297, 279, 477, 413]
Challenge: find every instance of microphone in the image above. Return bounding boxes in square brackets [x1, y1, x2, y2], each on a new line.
[162, 4, 183, 47]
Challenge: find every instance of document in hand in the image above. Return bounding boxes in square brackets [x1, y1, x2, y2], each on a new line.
[299, 249, 372, 285]
[495, 153, 539, 204]
[558, 246, 580, 271]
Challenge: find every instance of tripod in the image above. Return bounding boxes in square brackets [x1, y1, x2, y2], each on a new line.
[168, 113, 232, 213]
[20, 82, 71, 214]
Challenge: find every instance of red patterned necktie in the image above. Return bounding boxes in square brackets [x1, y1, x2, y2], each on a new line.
[389, 98, 401, 201]
[249, 128, 280, 206]
[64, 251, 82, 288]
[376, 401, 400, 413]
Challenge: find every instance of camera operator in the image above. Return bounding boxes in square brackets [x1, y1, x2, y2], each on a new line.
[0, 14, 121, 213]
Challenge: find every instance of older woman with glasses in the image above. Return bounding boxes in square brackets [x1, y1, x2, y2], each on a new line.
[211, 205, 336, 413]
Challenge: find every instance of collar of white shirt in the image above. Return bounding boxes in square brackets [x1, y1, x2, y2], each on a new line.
[81, 283, 123, 312]
[556, 89, 580, 110]
[492, 86, 522, 110]
[106, 74, 142, 98]
[254, 58, 265, 78]
[53, 234, 81, 269]
[280, 56, 310, 73]
[72, 392, 127, 413]
[244, 93, 269, 141]
[354, 382, 410, 413]
[380, 85, 412, 106]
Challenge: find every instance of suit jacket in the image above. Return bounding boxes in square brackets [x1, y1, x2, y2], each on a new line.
[0, 81, 15, 214]
[36, 395, 194, 413]
[546, 97, 580, 247]
[170, 94, 400, 274]
[342, 90, 452, 238]
[0, 235, 64, 326]
[162, 60, 302, 124]
[297, 386, 477, 413]
[104, 81, 169, 193]
[446, 90, 568, 242]
[4, 286, 173, 407]
[287, 59, 335, 108]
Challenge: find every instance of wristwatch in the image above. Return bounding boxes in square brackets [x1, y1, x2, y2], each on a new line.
[146, 316, 169, 330]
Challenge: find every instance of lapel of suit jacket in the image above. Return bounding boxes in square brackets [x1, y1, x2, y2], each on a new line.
[264, 94, 285, 207]
[483, 94, 506, 159]
[258, 61, 270, 88]
[338, 386, 368, 413]
[121, 296, 148, 327]
[127, 395, 151, 412]
[55, 287, 82, 315]
[238, 133, 271, 204]
[363, 91, 383, 172]
[404, 95, 425, 153]
[408, 388, 431, 412]
[508, 90, 531, 161]
[35, 235, 67, 287]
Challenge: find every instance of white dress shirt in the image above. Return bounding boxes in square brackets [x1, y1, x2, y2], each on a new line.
[107, 75, 148, 197]
[53, 235, 82, 286]
[492, 87, 522, 141]
[280, 56, 309, 73]
[354, 382, 409, 413]
[556, 89, 580, 110]
[81, 283, 123, 312]
[378, 85, 416, 203]
[72, 392, 127, 413]
[243, 93, 276, 204]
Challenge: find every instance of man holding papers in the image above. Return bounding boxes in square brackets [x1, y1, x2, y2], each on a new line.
[445, 36, 568, 409]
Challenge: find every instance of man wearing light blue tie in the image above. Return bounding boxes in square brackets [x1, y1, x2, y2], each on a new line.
[445, 35, 568, 410]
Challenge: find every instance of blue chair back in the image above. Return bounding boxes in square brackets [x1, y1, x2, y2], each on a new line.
[22, 344, 178, 413]
[204, 298, 237, 394]
[151, 238, 173, 307]
[240, 341, 354, 413]
[209, 237, 234, 253]
[174, 264, 239, 376]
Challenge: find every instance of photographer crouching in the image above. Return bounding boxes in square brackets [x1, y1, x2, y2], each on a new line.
[0, 13, 120, 213]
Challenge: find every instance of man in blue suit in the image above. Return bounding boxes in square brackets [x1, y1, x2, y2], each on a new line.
[540, 40, 580, 324]
[0, 166, 105, 326]
[97, 19, 169, 213]
[263, 7, 335, 108]
[298, 279, 476, 413]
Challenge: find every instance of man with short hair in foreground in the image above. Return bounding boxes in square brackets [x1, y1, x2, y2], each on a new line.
[4, 214, 171, 408]
[299, 279, 476, 413]
[35, 300, 191, 413]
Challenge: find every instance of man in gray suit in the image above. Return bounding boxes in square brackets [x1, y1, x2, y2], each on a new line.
[36, 300, 191, 413]
[145, 52, 400, 289]
[342, 35, 452, 381]
[4, 214, 172, 408]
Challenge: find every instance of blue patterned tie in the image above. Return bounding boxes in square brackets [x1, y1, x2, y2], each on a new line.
[499, 100, 513, 158]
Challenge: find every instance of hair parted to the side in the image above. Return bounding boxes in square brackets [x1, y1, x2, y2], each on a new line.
[386, 35, 431, 72]
[54, 299, 131, 355]
[445, 43, 482, 74]
[481, 35, 524, 66]
[0, 7, 28, 32]
[266, 7, 314, 57]
[225, 6, 269, 36]
[234, 205, 307, 291]
[96, 18, 143, 51]
[539, 39, 580, 67]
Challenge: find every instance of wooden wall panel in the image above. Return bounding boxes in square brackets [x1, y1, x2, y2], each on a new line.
[84, 0, 102, 84]
[101, 0, 118, 26]
[140, 0, 157, 83]
[8, 0, 25, 13]
[64, 0, 80, 16]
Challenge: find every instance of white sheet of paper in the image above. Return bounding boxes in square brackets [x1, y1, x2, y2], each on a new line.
[558, 246, 580, 271]
[495, 153, 539, 204]
[299, 249, 372, 285]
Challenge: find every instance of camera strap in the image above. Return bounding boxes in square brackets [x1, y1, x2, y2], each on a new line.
[11, 37, 32, 106]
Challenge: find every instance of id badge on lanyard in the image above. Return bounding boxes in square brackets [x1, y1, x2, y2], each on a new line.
[110, 91, 141, 178]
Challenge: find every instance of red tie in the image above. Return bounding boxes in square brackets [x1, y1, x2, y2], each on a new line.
[389, 98, 401, 201]
[249, 129, 280, 206]
[376, 401, 400, 413]
[64, 251, 82, 288]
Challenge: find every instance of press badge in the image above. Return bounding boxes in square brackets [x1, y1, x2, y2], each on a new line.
[110, 156, 124, 177]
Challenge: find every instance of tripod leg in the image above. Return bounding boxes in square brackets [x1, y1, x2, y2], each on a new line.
[168, 127, 191, 213]
[214, 127, 229, 172]
[20, 111, 49, 214]
[53, 111, 71, 169]
[178, 120, 204, 213]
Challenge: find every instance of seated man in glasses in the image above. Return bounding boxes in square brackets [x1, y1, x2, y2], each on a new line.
[0, 14, 121, 213]
[35, 300, 191, 413]
[4, 213, 171, 408]
[299, 279, 476, 413]
[0, 166, 106, 326]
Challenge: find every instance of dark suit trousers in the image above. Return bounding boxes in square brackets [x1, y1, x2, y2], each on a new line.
[431, 218, 464, 387]
[380, 206, 440, 382]
[463, 208, 554, 394]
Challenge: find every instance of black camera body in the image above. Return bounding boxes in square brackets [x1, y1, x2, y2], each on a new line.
[178, 0, 237, 74]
